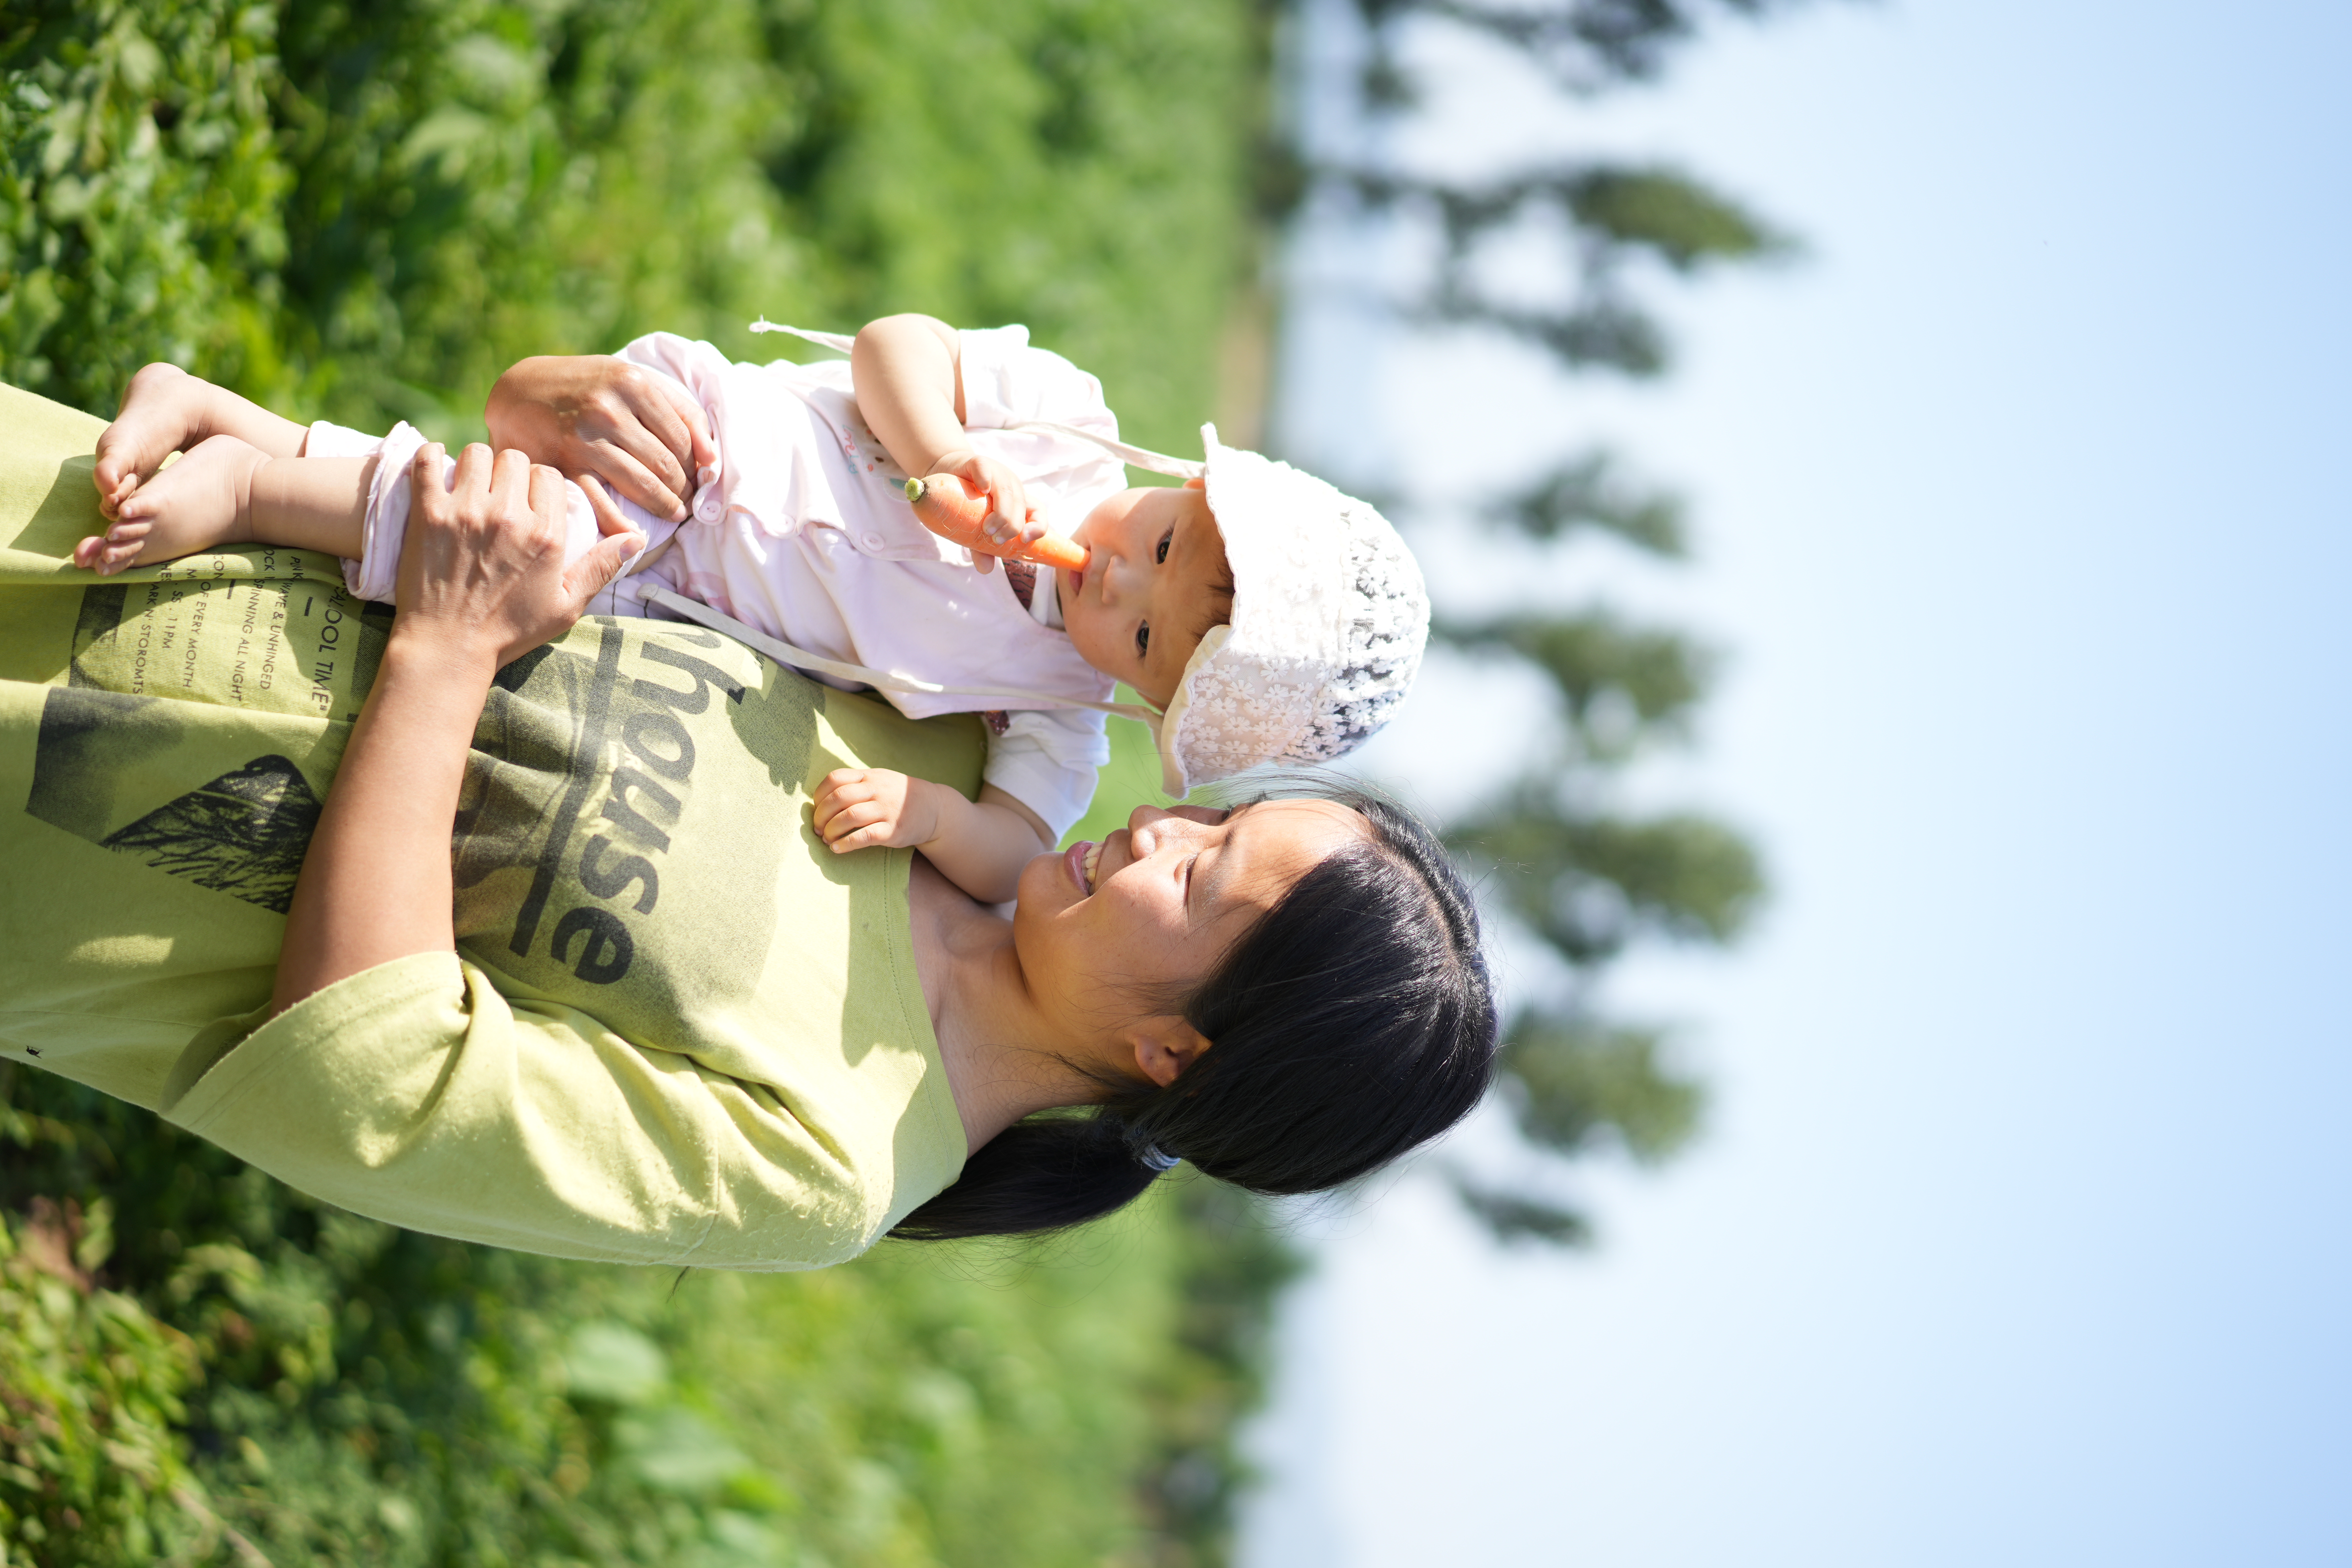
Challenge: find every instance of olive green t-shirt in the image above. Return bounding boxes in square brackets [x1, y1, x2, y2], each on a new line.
[0, 383, 975, 1270]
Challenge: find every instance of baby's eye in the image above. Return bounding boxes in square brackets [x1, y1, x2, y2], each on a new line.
[1135, 622, 1151, 659]
[1155, 529, 1172, 565]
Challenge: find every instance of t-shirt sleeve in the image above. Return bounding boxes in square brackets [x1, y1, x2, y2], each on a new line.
[982, 708, 1112, 841]
[958, 326, 1120, 440]
[160, 951, 879, 1272]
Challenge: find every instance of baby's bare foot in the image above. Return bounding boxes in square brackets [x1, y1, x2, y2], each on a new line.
[93, 363, 219, 520]
[73, 434, 267, 575]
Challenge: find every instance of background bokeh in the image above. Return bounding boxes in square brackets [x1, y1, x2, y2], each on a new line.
[1243, 0, 2352, 1564]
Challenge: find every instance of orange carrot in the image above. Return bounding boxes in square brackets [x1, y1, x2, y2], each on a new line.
[904, 474, 1089, 573]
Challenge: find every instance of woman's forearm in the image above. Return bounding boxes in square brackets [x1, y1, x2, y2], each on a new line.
[270, 639, 493, 1015]
[268, 442, 638, 1017]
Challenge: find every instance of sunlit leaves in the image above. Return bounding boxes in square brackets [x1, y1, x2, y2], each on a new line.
[0, 0, 293, 412]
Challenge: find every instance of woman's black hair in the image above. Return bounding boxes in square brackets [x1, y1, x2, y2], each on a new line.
[891, 780, 1497, 1241]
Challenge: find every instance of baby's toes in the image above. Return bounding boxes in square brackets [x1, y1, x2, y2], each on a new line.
[71, 534, 109, 570]
[97, 521, 152, 573]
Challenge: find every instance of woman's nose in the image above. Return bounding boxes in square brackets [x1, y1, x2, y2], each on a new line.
[1126, 804, 1183, 858]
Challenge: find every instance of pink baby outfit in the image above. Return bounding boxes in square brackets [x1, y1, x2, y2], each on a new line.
[308, 325, 1130, 838]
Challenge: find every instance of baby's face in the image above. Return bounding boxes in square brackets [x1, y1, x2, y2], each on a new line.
[1059, 479, 1232, 708]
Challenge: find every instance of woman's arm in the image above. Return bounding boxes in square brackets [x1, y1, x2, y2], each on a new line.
[270, 443, 642, 1016]
[850, 315, 1039, 573]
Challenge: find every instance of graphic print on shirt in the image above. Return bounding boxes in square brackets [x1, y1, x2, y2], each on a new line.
[24, 565, 393, 912]
[26, 687, 322, 913]
[450, 620, 819, 1023]
[23, 571, 825, 1021]
[65, 549, 392, 719]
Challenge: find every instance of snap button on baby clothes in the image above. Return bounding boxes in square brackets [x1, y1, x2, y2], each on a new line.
[861, 531, 885, 550]
[696, 491, 723, 523]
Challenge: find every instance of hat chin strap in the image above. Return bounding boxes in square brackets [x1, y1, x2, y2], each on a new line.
[633, 585, 1164, 728]
[750, 319, 1210, 478]
[1004, 420, 1205, 481]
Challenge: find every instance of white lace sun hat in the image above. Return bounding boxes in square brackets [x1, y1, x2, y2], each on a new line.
[1146, 425, 1430, 795]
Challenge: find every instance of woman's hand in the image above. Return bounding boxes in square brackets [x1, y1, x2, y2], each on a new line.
[484, 354, 717, 527]
[393, 441, 644, 672]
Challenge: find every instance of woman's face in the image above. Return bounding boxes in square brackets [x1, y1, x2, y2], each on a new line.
[1014, 799, 1369, 1032]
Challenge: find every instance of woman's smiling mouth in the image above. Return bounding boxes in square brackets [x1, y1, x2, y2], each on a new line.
[1064, 839, 1105, 895]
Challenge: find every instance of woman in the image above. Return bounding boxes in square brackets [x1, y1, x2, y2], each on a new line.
[0, 377, 1494, 1269]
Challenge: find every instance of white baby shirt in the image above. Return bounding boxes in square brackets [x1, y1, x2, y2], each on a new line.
[320, 326, 1132, 840]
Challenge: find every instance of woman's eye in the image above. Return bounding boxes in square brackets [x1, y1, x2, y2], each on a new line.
[1135, 622, 1151, 658]
[1155, 529, 1172, 565]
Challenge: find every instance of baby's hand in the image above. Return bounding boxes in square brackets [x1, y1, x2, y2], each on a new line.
[931, 451, 1039, 576]
[812, 768, 941, 853]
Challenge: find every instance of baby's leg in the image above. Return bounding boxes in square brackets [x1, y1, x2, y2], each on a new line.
[71, 440, 370, 575]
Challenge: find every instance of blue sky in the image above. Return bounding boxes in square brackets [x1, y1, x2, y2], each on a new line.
[1241, 1, 2352, 1564]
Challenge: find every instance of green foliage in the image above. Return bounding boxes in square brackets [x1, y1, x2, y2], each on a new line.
[1342, 159, 1787, 375]
[1353, 0, 1802, 99]
[1449, 791, 1761, 965]
[1446, 607, 1713, 759]
[1, 0, 1256, 454]
[0, 1199, 209, 1566]
[1446, 1183, 1591, 1247]
[2, 0, 1285, 1560]
[0, 1, 291, 414]
[1565, 165, 1784, 271]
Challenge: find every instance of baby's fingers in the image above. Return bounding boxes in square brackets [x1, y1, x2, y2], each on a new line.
[816, 767, 872, 803]
[811, 771, 870, 827]
[818, 801, 898, 851]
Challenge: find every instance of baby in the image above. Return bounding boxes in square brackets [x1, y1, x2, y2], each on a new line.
[78, 316, 1430, 904]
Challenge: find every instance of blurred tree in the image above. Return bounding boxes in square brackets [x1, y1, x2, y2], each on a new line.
[1303, 0, 1794, 1241]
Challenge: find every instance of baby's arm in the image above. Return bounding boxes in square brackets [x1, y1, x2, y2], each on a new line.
[848, 315, 1041, 574]
[812, 769, 1054, 906]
